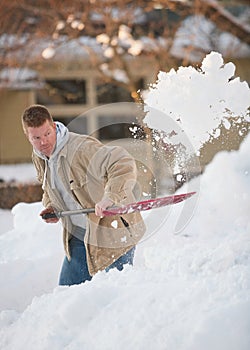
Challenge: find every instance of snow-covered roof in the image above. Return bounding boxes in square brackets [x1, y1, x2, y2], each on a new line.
[0, 67, 44, 90]
[171, 15, 250, 61]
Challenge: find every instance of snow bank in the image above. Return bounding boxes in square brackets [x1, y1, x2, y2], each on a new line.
[0, 133, 249, 350]
[0, 202, 63, 312]
[0, 163, 36, 183]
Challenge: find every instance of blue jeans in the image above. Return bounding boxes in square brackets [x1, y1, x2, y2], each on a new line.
[59, 236, 135, 286]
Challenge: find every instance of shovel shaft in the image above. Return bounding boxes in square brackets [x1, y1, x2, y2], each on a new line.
[42, 208, 95, 220]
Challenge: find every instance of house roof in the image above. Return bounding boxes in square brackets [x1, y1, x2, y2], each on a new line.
[0, 67, 44, 90]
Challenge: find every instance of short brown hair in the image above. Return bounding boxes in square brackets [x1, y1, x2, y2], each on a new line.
[22, 104, 53, 131]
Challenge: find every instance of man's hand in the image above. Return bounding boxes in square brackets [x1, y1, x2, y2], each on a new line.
[40, 206, 59, 223]
[95, 198, 114, 217]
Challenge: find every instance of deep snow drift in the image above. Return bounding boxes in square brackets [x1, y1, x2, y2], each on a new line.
[0, 52, 249, 350]
[0, 133, 249, 350]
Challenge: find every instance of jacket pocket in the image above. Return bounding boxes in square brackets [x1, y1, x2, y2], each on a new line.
[69, 178, 89, 190]
[120, 216, 129, 228]
[69, 178, 101, 207]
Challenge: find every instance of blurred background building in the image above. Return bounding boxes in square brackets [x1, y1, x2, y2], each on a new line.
[0, 0, 249, 166]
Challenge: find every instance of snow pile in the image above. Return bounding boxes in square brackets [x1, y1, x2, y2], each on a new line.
[0, 134, 249, 350]
[0, 202, 63, 312]
[144, 52, 250, 153]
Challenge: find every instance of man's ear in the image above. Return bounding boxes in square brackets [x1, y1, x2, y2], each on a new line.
[22, 126, 29, 139]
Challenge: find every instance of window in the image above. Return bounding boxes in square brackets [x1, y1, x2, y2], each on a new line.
[96, 83, 132, 104]
[97, 115, 144, 140]
[37, 79, 87, 105]
[54, 116, 88, 135]
[96, 78, 145, 104]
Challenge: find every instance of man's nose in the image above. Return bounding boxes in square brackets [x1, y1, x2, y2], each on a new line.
[40, 137, 47, 145]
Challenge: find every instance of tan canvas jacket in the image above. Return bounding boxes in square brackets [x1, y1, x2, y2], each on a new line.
[32, 132, 146, 276]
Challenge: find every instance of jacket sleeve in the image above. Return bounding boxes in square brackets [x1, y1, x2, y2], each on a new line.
[80, 138, 138, 205]
[102, 145, 138, 204]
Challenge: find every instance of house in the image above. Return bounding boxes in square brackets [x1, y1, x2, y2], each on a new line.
[0, 5, 249, 177]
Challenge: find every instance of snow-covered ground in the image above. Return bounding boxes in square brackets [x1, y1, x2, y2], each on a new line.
[0, 162, 36, 183]
[0, 52, 249, 350]
[0, 135, 249, 350]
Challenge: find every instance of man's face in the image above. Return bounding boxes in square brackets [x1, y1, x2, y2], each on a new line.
[26, 120, 57, 157]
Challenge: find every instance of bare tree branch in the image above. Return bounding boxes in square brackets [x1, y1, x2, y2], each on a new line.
[0, 0, 249, 96]
[195, 0, 250, 45]
[143, 0, 250, 45]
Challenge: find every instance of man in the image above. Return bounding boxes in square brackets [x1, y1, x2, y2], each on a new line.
[22, 104, 145, 286]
